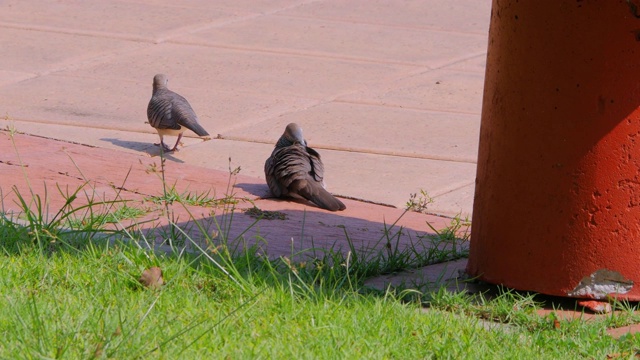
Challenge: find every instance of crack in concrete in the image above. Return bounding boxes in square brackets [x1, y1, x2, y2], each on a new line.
[0, 160, 28, 168]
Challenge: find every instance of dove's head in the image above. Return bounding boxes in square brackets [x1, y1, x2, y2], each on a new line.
[283, 123, 306, 146]
[152, 74, 169, 90]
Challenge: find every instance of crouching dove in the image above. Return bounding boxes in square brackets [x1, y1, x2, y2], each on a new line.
[147, 73, 209, 152]
[265, 123, 346, 211]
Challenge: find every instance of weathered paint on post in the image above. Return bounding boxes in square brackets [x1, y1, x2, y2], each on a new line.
[467, 0, 640, 299]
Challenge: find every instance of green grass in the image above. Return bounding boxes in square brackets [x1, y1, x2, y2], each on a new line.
[1, 131, 640, 358]
[405, 189, 434, 213]
[66, 203, 148, 230]
[143, 157, 244, 209]
[2, 196, 639, 360]
[0, 230, 639, 359]
[144, 182, 235, 207]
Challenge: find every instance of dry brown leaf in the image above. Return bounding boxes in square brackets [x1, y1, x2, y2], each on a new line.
[94, 342, 104, 358]
[139, 267, 164, 290]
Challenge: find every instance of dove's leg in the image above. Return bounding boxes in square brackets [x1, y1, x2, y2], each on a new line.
[154, 134, 173, 152]
[170, 133, 183, 152]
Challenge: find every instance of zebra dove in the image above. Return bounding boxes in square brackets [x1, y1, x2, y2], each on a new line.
[264, 123, 346, 211]
[147, 74, 209, 152]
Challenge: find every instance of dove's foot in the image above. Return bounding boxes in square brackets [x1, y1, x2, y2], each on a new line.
[154, 142, 174, 153]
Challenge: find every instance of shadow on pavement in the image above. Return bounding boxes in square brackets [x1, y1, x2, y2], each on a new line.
[101, 137, 185, 163]
[234, 182, 270, 198]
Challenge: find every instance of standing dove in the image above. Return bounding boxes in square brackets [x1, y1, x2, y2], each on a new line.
[147, 73, 209, 152]
[265, 123, 346, 211]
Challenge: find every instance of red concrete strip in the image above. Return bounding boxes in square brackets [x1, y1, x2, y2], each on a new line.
[606, 324, 640, 339]
[1, 132, 453, 259]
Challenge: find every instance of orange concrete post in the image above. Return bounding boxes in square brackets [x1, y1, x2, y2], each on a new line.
[467, 0, 640, 300]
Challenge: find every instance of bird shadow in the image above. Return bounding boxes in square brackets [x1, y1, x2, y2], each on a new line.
[101, 138, 185, 163]
[234, 183, 340, 210]
[234, 182, 270, 198]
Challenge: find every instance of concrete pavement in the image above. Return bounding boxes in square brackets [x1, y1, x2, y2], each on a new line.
[0, 0, 490, 218]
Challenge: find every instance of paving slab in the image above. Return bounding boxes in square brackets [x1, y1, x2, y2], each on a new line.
[442, 53, 488, 74]
[175, 14, 487, 68]
[0, 72, 317, 135]
[223, 101, 480, 162]
[606, 324, 640, 339]
[282, 0, 492, 35]
[0, 75, 150, 131]
[0, 27, 143, 75]
[0, 0, 491, 218]
[69, 42, 418, 100]
[0, 70, 34, 87]
[430, 184, 476, 218]
[364, 258, 470, 293]
[0, 0, 247, 42]
[338, 68, 486, 115]
[136, 0, 313, 13]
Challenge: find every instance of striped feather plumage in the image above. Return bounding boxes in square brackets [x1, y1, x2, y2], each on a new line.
[147, 74, 209, 152]
[264, 123, 345, 211]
